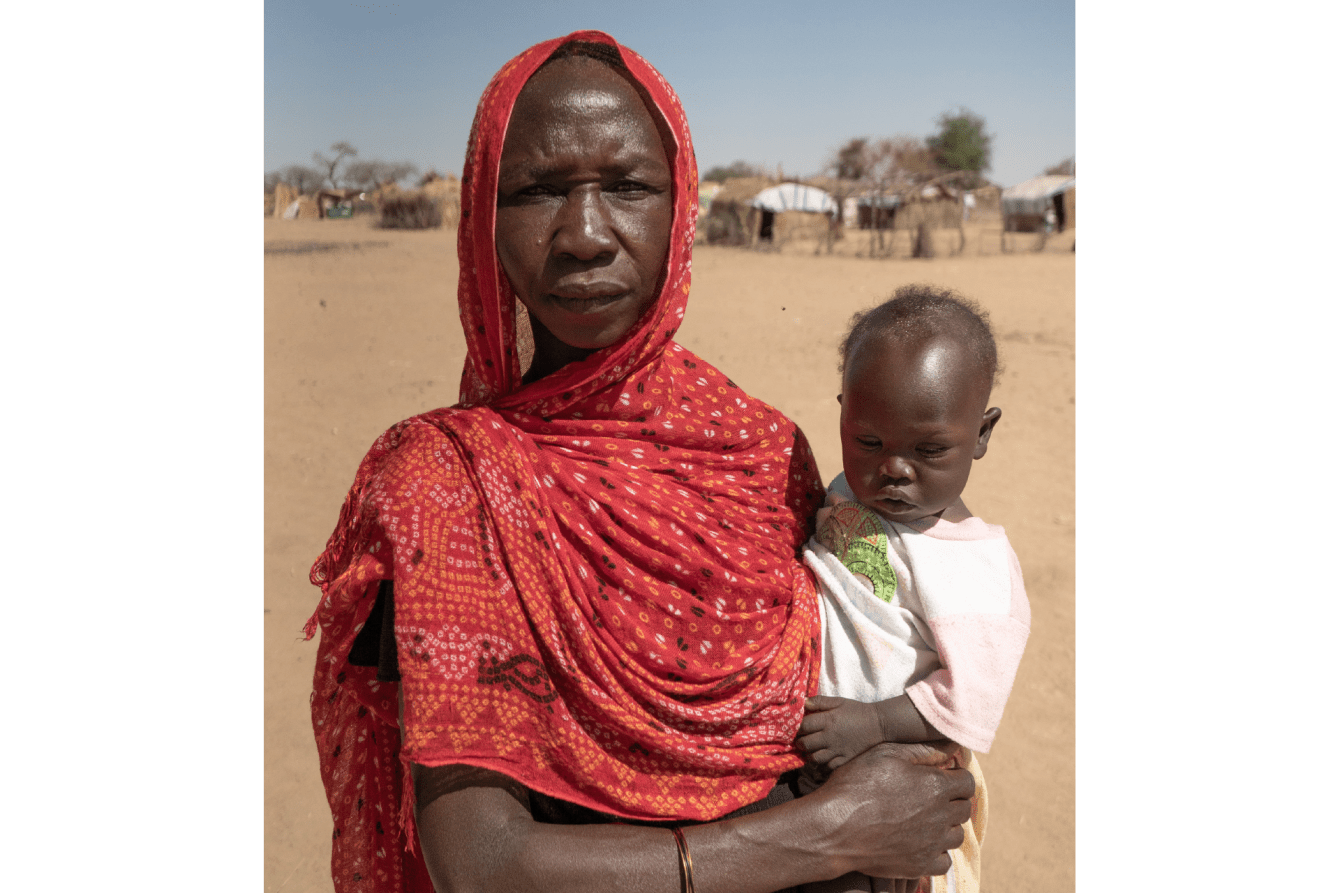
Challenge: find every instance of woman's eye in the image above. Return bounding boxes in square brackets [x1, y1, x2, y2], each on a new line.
[609, 180, 652, 195]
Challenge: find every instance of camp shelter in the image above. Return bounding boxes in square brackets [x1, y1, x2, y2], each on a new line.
[851, 180, 968, 231]
[1001, 174, 1075, 232]
[896, 182, 971, 231]
[749, 183, 837, 242]
[855, 193, 901, 230]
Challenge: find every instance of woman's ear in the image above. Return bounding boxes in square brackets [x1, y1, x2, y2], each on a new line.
[973, 407, 1002, 459]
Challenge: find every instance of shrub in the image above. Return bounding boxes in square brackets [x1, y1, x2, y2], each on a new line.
[377, 192, 442, 230]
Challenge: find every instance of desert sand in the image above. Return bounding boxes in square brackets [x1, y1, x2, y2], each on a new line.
[265, 215, 1074, 892]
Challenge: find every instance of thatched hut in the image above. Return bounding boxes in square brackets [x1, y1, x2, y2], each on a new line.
[281, 195, 321, 220]
[273, 182, 299, 218]
[419, 172, 462, 227]
[1000, 174, 1075, 232]
[699, 176, 775, 246]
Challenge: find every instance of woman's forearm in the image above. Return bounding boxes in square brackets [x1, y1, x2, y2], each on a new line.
[414, 767, 829, 893]
[414, 745, 973, 893]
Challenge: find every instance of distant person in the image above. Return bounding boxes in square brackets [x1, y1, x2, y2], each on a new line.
[798, 286, 1031, 893]
[306, 32, 975, 893]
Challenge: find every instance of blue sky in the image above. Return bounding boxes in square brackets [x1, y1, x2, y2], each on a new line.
[265, 0, 1075, 188]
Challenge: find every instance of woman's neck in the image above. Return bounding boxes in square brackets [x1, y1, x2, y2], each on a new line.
[522, 312, 598, 384]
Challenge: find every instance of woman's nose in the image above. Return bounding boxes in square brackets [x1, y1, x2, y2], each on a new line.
[553, 187, 618, 260]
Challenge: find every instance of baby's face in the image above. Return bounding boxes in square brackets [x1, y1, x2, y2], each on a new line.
[839, 333, 999, 524]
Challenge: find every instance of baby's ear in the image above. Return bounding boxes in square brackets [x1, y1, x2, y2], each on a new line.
[836, 393, 843, 406]
[974, 407, 1002, 459]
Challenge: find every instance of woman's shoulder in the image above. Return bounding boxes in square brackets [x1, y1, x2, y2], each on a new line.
[366, 405, 500, 451]
[349, 405, 510, 486]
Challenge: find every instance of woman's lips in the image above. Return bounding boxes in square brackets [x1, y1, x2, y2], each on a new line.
[548, 290, 628, 313]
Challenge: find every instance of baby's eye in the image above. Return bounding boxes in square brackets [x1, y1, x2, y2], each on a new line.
[917, 445, 948, 457]
[855, 436, 881, 450]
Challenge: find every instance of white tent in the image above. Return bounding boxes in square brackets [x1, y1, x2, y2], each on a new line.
[749, 183, 836, 215]
[1000, 175, 1075, 216]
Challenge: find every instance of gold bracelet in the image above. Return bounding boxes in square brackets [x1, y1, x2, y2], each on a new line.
[670, 825, 696, 893]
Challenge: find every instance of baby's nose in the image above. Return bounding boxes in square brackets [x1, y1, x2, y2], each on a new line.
[880, 455, 913, 482]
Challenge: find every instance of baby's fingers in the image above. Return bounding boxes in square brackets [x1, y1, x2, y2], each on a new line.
[804, 696, 848, 713]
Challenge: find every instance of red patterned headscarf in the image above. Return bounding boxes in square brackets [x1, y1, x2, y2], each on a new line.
[307, 30, 825, 893]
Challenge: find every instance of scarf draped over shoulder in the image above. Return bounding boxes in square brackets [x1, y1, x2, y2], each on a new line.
[306, 30, 825, 893]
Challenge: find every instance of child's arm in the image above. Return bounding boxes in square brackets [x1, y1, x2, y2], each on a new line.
[797, 694, 942, 770]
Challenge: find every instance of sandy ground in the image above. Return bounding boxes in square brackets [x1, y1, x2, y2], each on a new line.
[265, 215, 1074, 892]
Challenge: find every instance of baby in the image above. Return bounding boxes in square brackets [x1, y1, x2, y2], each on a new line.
[799, 285, 1031, 893]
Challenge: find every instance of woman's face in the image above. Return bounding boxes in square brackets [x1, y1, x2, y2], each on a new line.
[495, 57, 673, 373]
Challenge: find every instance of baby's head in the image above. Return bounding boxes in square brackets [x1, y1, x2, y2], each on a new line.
[837, 285, 1002, 524]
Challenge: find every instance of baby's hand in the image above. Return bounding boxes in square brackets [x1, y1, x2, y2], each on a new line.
[797, 696, 886, 769]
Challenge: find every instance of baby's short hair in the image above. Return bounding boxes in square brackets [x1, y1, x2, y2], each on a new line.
[840, 284, 1000, 388]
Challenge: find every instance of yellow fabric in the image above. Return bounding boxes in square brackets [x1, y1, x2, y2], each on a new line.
[931, 751, 987, 893]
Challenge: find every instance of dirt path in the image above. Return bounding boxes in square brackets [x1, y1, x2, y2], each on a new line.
[265, 216, 1074, 892]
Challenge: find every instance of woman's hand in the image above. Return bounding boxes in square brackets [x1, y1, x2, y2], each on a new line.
[804, 743, 974, 881]
[414, 748, 973, 893]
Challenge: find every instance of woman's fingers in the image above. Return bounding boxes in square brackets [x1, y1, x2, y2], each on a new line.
[797, 714, 826, 736]
[818, 744, 977, 879]
[805, 746, 837, 766]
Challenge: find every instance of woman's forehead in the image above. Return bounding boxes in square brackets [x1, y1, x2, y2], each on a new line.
[502, 58, 669, 171]
[515, 56, 646, 120]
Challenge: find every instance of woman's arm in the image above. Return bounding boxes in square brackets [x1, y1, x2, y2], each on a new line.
[413, 744, 974, 893]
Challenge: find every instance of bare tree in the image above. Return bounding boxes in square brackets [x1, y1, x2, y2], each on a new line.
[701, 160, 764, 183]
[282, 164, 325, 193]
[854, 138, 944, 257]
[344, 159, 419, 191]
[313, 141, 358, 189]
[832, 138, 869, 180]
[1045, 157, 1075, 176]
[264, 169, 283, 193]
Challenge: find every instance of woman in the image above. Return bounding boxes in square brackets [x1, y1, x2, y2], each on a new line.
[307, 31, 973, 893]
